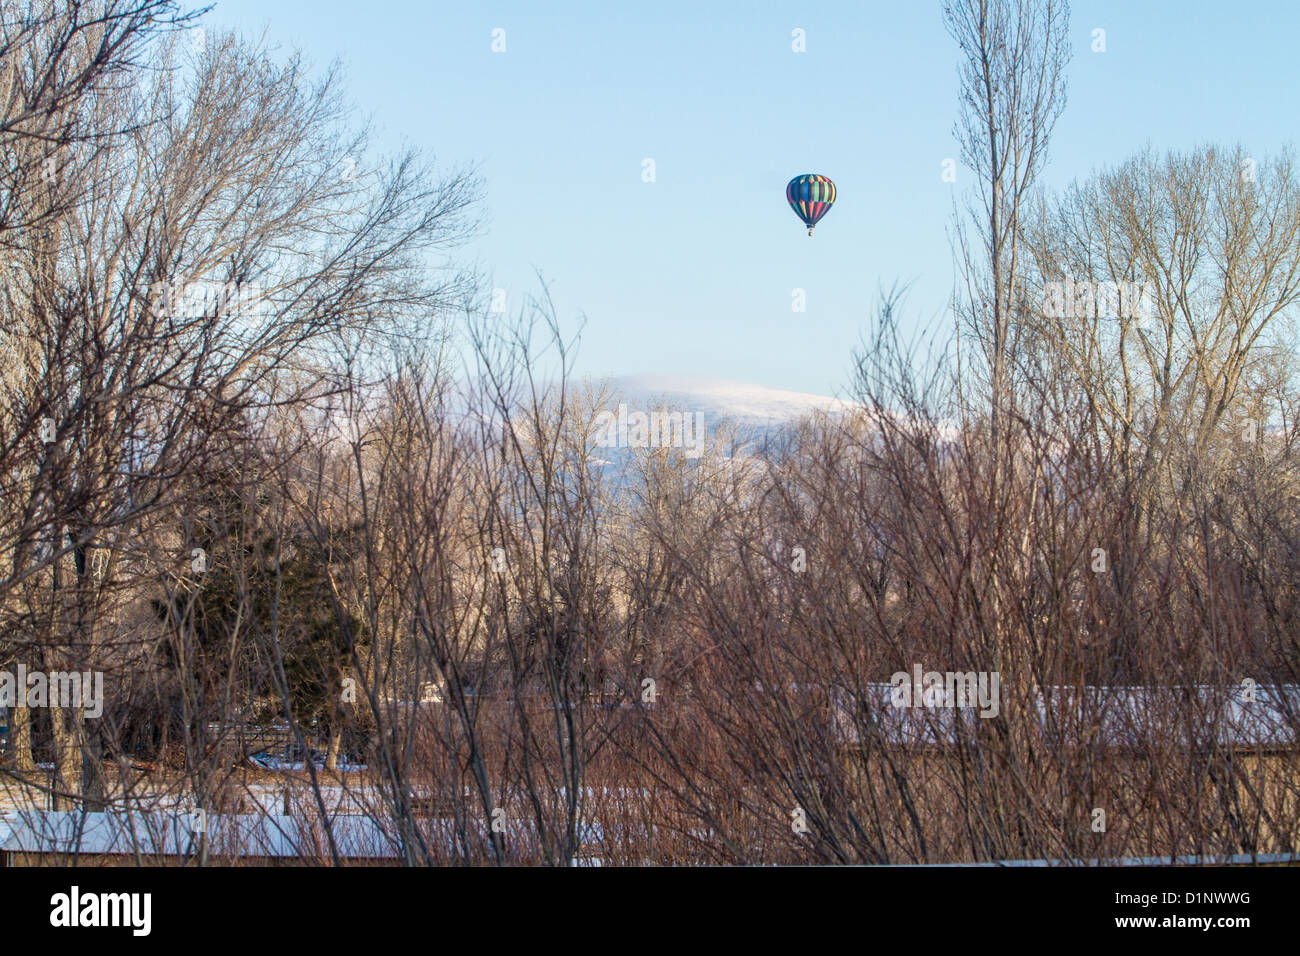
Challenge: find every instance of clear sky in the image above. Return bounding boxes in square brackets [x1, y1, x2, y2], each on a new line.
[208, 0, 1300, 396]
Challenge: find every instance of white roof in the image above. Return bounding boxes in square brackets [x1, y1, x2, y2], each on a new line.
[835, 684, 1299, 747]
[0, 810, 399, 859]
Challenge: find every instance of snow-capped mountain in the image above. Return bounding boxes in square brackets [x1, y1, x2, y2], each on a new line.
[573, 375, 854, 468]
[601, 374, 853, 428]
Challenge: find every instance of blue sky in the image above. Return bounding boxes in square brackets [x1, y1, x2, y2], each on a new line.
[210, 0, 1300, 396]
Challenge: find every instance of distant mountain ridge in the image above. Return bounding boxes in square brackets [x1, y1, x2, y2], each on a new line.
[603, 375, 853, 427]
[573, 375, 854, 469]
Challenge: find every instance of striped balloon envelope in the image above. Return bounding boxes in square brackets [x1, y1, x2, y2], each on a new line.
[786, 174, 836, 236]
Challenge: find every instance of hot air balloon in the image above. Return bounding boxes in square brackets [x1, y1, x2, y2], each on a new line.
[786, 173, 836, 236]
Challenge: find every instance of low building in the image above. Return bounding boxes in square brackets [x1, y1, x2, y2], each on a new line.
[0, 809, 400, 866]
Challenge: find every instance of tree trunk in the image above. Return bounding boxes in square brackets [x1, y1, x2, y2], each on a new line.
[325, 725, 342, 772]
[9, 703, 35, 772]
[50, 707, 82, 810]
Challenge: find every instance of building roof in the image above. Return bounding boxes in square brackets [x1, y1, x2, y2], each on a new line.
[836, 683, 1300, 748]
[0, 809, 400, 860]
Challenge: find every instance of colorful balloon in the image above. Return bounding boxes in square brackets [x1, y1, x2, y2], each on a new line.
[786, 174, 836, 236]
